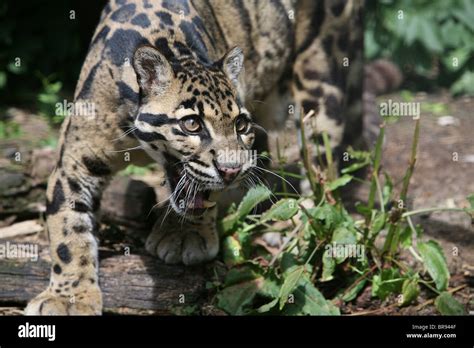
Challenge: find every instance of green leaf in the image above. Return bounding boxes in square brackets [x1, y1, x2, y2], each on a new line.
[223, 265, 261, 287]
[435, 292, 466, 315]
[326, 175, 353, 191]
[399, 226, 413, 249]
[400, 277, 420, 306]
[371, 268, 404, 300]
[321, 250, 336, 282]
[382, 173, 393, 206]
[371, 212, 387, 237]
[237, 185, 272, 219]
[261, 198, 298, 222]
[417, 240, 450, 291]
[216, 277, 263, 315]
[331, 226, 358, 264]
[255, 298, 278, 313]
[342, 279, 367, 302]
[282, 277, 340, 315]
[279, 266, 305, 310]
[222, 235, 245, 267]
[341, 160, 370, 174]
[451, 71, 474, 96]
[468, 194, 474, 209]
[280, 252, 299, 274]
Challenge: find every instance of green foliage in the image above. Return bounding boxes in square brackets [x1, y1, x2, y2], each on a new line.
[417, 240, 450, 291]
[0, 120, 22, 139]
[435, 292, 467, 315]
[366, 0, 474, 95]
[0, 0, 104, 117]
[213, 119, 471, 316]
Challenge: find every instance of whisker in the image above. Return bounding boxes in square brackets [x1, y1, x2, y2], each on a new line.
[106, 145, 143, 153]
[112, 126, 137, 142]
[251, 165, 300, 198]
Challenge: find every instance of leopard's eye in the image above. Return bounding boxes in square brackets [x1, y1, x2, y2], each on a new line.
[181, 116, 202, 133]
[235, 116, 250, 134]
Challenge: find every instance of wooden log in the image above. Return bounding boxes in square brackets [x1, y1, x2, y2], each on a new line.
[0, 220, 43, 239]
[0, 250, 208, 315]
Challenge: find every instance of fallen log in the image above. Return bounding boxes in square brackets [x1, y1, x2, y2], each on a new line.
[0, 249, 208, 315]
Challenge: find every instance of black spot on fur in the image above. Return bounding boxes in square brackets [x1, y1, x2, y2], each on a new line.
[57, 243, 72, 264]
[111, 3, 136, 23]
[91, 25, 110, 47]
[138, 113, 177, 127]
[174, 41, 192, 56]
[131, 13, 151, 28]
[297, 0, 325, 55]
[179, 21, 209, 64]
[154, 37, 176, 62]
[134, 129, 167, 142]
[53, 264, 62, 274]
[338, 32, 349, 51]
[79, 256, 89, 267]
[302, 100, 320, 115]
[73, 224, 88, 233]
[322, 35, 333, 54]
[162, 0, 190, 15]
[325, 95, 342, 123]
[46, 181, 65, 215]
[144, 0, 152, 8]
[76, 62, 100, 100]
[117, 81, 139, 103]
[67, 177, 81, 193]
[172, 128, 186, 137]
[309, 87, 323, 98]
[331, 0, 347, 16]
[106, 29, 149, 66]
[156, 11, 173, 26]
[82, 156, 111, 177]
[72, 280, 80, 288]
[72, 201, 89, 213]
[180, 97, 196, 109]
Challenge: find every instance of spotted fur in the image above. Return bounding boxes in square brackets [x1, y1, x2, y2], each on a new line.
[26, 0, 363, 315]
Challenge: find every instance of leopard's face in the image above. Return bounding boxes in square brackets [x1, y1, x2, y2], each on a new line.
[132, 45, 257, 216]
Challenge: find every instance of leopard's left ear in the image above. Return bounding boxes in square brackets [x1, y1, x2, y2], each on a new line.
[219, 46, 244, 86]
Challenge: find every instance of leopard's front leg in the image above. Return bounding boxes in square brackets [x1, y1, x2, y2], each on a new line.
[146, 206, 219, 265]
[25, 112, 129, 315]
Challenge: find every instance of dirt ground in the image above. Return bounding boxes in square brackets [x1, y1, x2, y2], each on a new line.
[0, 91, 472, 315]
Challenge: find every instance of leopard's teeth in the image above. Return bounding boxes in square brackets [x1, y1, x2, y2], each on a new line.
[202, 200, 217, 208]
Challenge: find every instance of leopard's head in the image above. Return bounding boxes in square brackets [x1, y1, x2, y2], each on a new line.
[132, 45, 258, 216]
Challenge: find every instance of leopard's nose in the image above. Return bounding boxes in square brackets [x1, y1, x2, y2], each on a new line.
[216, 163, 242, 184]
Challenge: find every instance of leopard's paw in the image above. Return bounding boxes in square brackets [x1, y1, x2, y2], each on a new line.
[146, 224, 218, 265]
[24, 287, 102, 315]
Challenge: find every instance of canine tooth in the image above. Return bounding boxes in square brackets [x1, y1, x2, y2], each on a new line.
[203, 200, 217, 208]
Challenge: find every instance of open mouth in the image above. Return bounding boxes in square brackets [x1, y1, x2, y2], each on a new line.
[165, 155, 217, 215]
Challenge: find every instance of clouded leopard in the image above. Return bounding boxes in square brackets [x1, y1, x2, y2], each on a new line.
[26, 0, 363, 315]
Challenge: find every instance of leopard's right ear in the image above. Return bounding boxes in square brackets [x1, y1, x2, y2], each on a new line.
[133, 45, 173, 98]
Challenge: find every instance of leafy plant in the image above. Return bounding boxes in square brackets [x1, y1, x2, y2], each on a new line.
[212, 115, 471, 316]
[365, 0, 474, 95]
